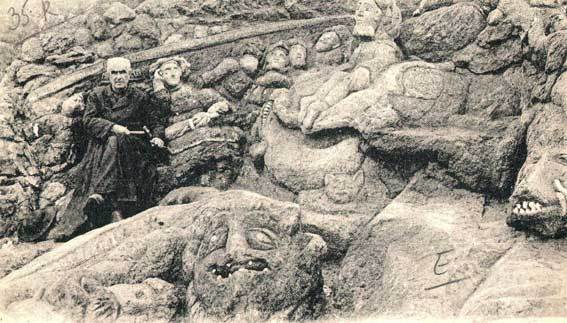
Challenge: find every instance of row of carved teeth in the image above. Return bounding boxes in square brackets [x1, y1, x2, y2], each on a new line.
[211, 261, 271, 281]
[512, 201, 543, 215]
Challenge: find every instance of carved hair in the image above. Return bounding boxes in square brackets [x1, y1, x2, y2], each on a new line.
[149, 56, 192, 79]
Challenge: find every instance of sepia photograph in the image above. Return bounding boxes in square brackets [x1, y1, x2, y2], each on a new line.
[0, 0, 566, 322]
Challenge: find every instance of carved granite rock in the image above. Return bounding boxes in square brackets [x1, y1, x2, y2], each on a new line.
[507, 103, 567, 237]
[399, 3, 486, 62]
[338, 171, 515, 317]
[261, 117, 365, 192]
[0, 191, 330, 322]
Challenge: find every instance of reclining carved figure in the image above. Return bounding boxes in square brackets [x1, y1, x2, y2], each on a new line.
[298, 0, 403, 134]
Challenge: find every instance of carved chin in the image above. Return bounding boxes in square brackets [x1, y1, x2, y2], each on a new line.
[165, 79, 181, 87]
[353, 22, 376, 39]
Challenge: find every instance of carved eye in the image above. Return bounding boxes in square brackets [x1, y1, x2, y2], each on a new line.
[246, 228, 278, 251]
[205, 227, 228, 255]
[554, 154, 567, 166]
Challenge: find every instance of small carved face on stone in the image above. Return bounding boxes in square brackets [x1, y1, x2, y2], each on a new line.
[265, 46, 290, 72]
[106, 278, 178, 322]
[324, 170, 364, 204]
[353, 0, 381, 39]
[290, 44, 307, 69]
[159, 61, 183, 88]
[199, 160, 237, 190]
[190, 199, 324, 320]
[61, 93, 84, 117]
[315, 32, 341, 52]
[509, 147, 567, 237]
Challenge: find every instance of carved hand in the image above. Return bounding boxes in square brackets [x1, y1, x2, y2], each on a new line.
[191, 112, 213, 128]
[348, 67, 371, 92]
[111, 124, 130, 135]
[150, 137, 165, 148]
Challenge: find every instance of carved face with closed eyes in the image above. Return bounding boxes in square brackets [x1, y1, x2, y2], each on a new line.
[189, 196, 324, 321]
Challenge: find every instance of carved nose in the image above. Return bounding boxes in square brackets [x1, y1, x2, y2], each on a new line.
[225, 230, 250, 260]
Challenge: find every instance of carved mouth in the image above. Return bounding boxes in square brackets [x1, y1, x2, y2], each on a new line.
[511, 179, 567, 217]
[207, 259, 270, 281]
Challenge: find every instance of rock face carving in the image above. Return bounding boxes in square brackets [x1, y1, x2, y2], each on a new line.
[508, 103, 567, 238]
[151, 56, 244, 191]
[0, 191, 328, 322]
[298, 0, 403, 134]
[324, 170, 365, 204]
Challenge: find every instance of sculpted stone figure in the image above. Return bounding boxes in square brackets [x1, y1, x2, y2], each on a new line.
[151, 56, 231, 141]
[298, 0, 403, 133]
[0, 191, 329, 322]
[508, 103, 567, 237]
[150, 56, 243, 190]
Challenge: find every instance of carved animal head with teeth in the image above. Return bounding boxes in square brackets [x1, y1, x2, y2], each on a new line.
[508, 104, 567, 237]
[185, 192, 326, 321]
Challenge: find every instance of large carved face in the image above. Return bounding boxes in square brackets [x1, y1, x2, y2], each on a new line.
[509, 147, 567, 237]
[507, 104, 567, 237]
[159, 61, 183, 87]
[190, 201, 324, 320]
[353, 0, 381, 39]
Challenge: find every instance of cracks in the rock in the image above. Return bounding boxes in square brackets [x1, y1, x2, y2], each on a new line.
[457, 241, 516, 315]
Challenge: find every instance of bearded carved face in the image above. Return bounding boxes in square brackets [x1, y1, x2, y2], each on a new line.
[159, 61, 183, 87]
[189, 203, 324, 321]
[353, 0, 381, 39]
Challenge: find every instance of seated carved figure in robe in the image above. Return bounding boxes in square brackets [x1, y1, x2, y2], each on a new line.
[50, 57, 167, 241]
[150, 56, 231, 141]
[150, 56, 241, 190]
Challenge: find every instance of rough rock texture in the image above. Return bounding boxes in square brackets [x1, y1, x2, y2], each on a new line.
[399, 3, 486, 62]
[0, 239, 58, 279]
[0, 191, 330, 322]
[104, 2, 137, 24]
[262, 117, 365, 192]
[460, 240, 567, 317]
[166, 126, 244, 190]
[337, 171, 516, 317]
[19, 38, 44, 63]
[453, 38, 523, 74]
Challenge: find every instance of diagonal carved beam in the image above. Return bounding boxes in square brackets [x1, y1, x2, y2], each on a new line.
[27, 15, 353, 103]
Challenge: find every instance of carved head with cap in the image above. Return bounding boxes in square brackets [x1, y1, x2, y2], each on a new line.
[150, 56, 192, 88]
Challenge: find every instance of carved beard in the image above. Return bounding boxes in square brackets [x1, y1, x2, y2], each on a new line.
[353, 20, 377, 39]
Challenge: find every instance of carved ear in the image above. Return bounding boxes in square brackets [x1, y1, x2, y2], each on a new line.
[353, 170, 364, 187]
[324, 174, 334, 186]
